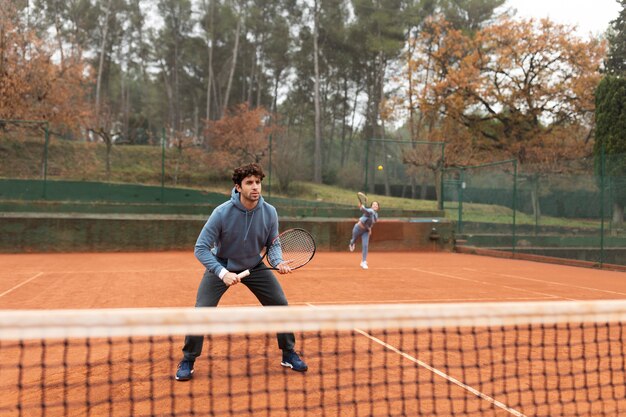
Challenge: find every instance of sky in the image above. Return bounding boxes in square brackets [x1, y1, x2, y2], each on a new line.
[504, 0, 622, 36]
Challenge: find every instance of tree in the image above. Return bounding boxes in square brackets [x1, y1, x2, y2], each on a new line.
[351, 0, 407, 193]
[439, 0, 506, 34]
[278, 0, 361, 184]
[87, 105, 118, 180]
[407, 17, 605, 161]
[94, 0, 113, 130]
[595, 76, 626, 230]
[156, 0, 194, 132]
[204, 103, 280, 170]
[605, 0, 626, 75]
[222, 2, 241, 116]
[30, 0, 98, 65]
[320, 0, 368, 185]
[200, 0, 216, 126]
[0, 3, 90, 130]
[598, 1, 626, 231]
[263, 12, 291, 114]
[312, 0, 322, 183]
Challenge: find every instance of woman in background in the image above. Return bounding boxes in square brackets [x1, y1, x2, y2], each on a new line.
[348, 201, 380, 269]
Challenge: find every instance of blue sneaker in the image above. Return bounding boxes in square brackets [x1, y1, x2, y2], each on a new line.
[175, 360, 194, 381]
[281, 350, 308, 372]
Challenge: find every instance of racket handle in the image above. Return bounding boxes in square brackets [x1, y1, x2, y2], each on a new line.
[236, 270, 251, 279]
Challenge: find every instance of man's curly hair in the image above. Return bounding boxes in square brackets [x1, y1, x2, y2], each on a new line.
[232, 163, 265, 186]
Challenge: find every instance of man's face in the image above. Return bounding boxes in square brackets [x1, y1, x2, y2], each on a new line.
[236, 175, 262, 203]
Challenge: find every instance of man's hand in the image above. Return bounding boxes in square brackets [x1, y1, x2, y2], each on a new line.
[222, 272, 241, 286]
[277, 260, 293, 274]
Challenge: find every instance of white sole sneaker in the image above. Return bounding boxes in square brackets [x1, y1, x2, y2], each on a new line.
[360, 262, 368, 269]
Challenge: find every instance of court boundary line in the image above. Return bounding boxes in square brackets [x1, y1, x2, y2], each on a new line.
[226, 296, 555, 308]
[463, 268, 626, 297]
[410, 267, 576, 301]
[305, 302, 526, 417]
[353, 328, 526, 417]
[26, 268, 202, 275]
[0, 272, 44, 298]
[292, 296, 555, 305]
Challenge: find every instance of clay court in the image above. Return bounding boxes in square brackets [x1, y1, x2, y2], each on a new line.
[2, 251, 626, 416]
[2, 251, 626, 310]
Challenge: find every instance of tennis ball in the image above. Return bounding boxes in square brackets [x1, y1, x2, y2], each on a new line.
[377, 165, 383, 171]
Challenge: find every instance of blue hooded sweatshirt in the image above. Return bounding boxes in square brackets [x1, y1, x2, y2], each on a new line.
[194, 188, 279, 277]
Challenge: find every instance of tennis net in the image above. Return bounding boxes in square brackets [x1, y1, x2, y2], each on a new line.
[2, 300, 626, 416]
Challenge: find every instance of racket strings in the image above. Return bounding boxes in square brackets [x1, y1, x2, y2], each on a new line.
[267, 230, 315, 269]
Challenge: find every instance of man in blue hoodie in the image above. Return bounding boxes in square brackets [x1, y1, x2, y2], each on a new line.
[175, 163, 308, 381]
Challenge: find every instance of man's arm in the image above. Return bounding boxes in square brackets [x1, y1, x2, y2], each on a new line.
[194, 212, 228, 278]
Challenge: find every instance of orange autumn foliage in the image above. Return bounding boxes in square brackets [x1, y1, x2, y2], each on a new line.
[402, 16, 605, 167]
[0, 4, 91, 132]
[204, 103, 281, 172]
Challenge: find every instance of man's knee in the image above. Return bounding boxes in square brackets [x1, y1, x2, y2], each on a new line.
[273, 295, 289, 306]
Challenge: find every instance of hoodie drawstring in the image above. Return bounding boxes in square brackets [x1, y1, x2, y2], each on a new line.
[243, 210, 255, 242]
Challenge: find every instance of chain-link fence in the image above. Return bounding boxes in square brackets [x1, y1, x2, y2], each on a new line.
[447, 149, 626, 268]
[7, 121, 626, 266]
[363, 139, 445, 210]
[443, 159, 517, 240]
[0, 123, 219, 193]
[1, 124, 448, 216]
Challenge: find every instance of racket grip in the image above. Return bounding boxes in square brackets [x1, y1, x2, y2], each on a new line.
[236, 270, 251, 279]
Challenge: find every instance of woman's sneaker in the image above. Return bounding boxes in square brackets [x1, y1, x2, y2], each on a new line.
[360, 261, 368, 269]
[349, 242, 355, 252]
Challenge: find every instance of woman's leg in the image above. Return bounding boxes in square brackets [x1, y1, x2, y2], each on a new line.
[350, 223, 365, 246]
[361, 231, 370, 262]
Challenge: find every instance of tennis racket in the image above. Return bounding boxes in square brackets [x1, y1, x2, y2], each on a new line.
[236, 228, 316, 279]
[357, 192, 368, 206]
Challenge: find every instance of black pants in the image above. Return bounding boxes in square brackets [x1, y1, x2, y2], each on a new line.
[182, 264, 296, 361]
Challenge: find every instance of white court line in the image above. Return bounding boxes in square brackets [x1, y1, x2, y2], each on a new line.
[0, 272, 44, 298]
[299, 296, 554, 305]
[304, 302, 526, 417]
[353, 329, 526, 417]
[464, 268, 626, 297]
[297, 264, 603, 299]
[35, 268, 201, 275]
[228, 297, 555, 307]
[411, 267, 577, 301]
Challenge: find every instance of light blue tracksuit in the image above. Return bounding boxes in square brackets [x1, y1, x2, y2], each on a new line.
[350, 206, 379, 262]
